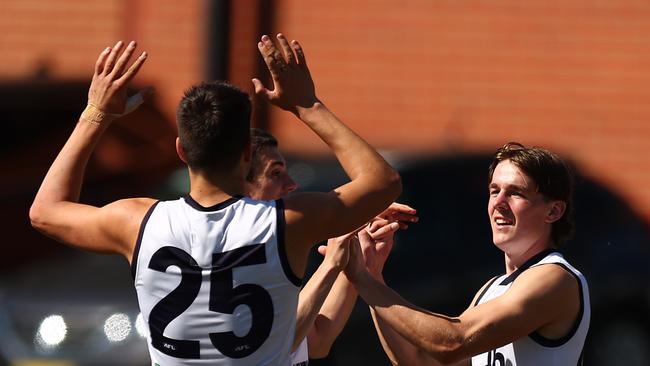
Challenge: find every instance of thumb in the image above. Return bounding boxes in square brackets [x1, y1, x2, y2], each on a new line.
[358, 229, 374, 249]
[251, 78, 269, 96]
[317, 245, 327, 256]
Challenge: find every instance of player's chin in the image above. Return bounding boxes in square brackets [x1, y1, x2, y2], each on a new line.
[491, 232, 512, 247]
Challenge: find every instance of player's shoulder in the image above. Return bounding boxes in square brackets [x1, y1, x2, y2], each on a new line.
[107, 197, 158, 211]
[513, 260, 579, 301]
[101, 197, 159, 222]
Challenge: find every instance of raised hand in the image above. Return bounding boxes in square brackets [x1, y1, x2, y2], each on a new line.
[252, 33, 318, 115]
[318, 231, 355, 272]
[342, 235, 367, 284]
[362, 203, 418, 276]
[88, 41, 149, 116]
[360, 223, 395, 278]
[376, 202, 418, 231]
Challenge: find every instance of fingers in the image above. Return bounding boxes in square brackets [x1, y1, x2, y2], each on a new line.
[327, 230, 357, 250]
[276, 33, 296, 66]
[348, 235, 362, 260]
[378, 202, 418, 228]
[102, 41, 124, 76]
[94, 47, 111, 75]
[258, 35, 287, 78]
[368, 222, 399, 240]
[367, 218, 390, 233]
[291, 39, 307, 68]
[317, 245, 327, 256]
[251, 78, 265, 94]
[357, 228, 374, 248]
[119, 50, 147, 84]
[389, 212, 418, 224]
[110, 41, 137, 78]
[357, 230, 375, 258]
[388, 202, 417, 214]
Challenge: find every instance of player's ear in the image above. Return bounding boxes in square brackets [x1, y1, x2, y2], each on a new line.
[544, 201, 566, 223]
[175, 137, 188, 164]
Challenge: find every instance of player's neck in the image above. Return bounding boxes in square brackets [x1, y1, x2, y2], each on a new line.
[503, 239, 554, 274]
[187, 167, 245, 206]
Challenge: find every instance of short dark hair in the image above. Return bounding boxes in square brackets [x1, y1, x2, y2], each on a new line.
[176, 81, 251, 172]
[246, 128, 279, 182]
[488, 142, 575, 246]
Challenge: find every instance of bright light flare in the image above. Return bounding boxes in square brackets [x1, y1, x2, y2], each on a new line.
[104, 313, 131, 342]
[36, 314, 67, 348]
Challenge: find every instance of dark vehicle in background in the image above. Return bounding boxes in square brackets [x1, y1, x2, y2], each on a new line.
[291, 154, 650, 366]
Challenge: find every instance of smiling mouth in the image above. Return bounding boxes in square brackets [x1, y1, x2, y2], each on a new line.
[494, 218, 514, 226]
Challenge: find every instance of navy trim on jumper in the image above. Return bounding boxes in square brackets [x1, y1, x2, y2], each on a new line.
[183, 194, 243, 212]
[131, 200, 160, 279]
[473, 276, 499, 307]
[275, 199, 302, 287]
[499, 249, 557, 285]
[528, 262, 585, 348]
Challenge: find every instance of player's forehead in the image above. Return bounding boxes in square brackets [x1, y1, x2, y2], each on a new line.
[257, 145, 286, 168]
[489, 160, 535, 190]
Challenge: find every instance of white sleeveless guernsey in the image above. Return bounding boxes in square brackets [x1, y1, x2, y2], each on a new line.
[471, 251, 590, 366]
[131, 195, 302, 365]
[289, 338, 308, 365]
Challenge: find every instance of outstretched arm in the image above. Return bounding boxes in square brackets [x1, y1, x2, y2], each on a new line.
[348, 230, 581, 365]
[30, 41, 155, 260]
[303, 204, 417, 358]
[304, 271, 358, 358]
[293, 232, 354, 352]
[358, 227, 465, 366]
[253, 34, 401, 277]
[352, 212, 446, 366]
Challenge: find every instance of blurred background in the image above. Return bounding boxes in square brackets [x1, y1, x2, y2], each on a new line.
[1, 0, 649, 365]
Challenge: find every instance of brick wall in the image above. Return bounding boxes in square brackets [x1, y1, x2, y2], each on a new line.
[0, 0, 208, 123]
[227, 0, 650, 221]
[4, 1, 650, 221]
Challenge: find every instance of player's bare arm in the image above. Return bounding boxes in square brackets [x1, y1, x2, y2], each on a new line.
[371, 272, 498, 366]
[367, 277, 493, 366]
[351, 250, 580, 364]
[292, 232, 354, 352]
[293, 203, 417, 357]
[30, 41, 155, 261]
[304, 227, 391, 358]
[253, 33, 401, 276]
[349, 217, 448, 366]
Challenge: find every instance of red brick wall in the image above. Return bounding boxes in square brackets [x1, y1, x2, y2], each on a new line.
[4, 1, 650, 221]
[227, 0, 650, 221]
[0, 0, 208, 123]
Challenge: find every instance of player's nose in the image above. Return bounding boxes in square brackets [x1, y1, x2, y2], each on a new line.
[284, 176, 298, 194]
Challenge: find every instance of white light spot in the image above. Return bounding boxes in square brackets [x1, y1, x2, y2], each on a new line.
[104, 313, 131, 342]
[36, 315, 67, 347]
[135, 313, 148, 338]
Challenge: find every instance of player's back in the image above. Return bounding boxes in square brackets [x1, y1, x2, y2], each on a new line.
[132, 195, 300, 365]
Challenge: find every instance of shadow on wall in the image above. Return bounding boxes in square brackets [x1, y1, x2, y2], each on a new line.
[0, 79, 179, 365]
[288, 154, 650, 366]
[0, 79, 180, 271]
